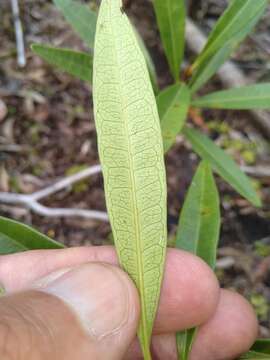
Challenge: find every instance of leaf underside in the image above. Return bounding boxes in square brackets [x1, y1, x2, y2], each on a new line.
[93, 0, 167, 358]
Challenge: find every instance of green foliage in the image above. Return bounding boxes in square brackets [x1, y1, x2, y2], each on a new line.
[250, 294, 269, 321]
[53, 0, 158, 90]
[192, 84, 270, 110]
[175, 161, 220, 360]
[53, 0, 96, 47]
[31, 44, 92, 82]
[183, 126, 261, 207]
[252, 339, 270, 353]
[190, 0, 268, 92]
[92, 1, 167, 358]
[0, 216, 64, 255]
[153, 0, 185, 81]
[176, 161, 220, 268]
[157, 83, 190, 152]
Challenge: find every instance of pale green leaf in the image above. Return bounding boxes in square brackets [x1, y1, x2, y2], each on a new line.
[93, 1, 167, 359]
[183, 127, 261, 207]
[53, 0, 97, 47]
[175, 161, 220, 360]
[192, 0, 268, 72]
[157, 83, 190, 152]
[190, 0, 267, 93]
[192, 84, 270, 110]
[153, 0, 186, 81]
[53, 0, 158, 91]
[31, 44, 92, 82]
[0, 216, 64, 255]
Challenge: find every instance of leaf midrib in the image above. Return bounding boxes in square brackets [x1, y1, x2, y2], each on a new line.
[111, 5, 148, 348]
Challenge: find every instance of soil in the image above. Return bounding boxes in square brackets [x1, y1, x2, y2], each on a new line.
[0, 0, 270, 335]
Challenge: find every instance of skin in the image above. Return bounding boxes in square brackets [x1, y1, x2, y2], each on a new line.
[0, 246, 258, 359]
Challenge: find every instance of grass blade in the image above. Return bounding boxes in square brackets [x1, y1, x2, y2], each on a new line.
[31, 44, 92, 83]
[182, 127, 261, 207]
[175, 161, 220, 360]
[153, 0, 186, 82]
[53, 0, 96, 48]
[192, 84, 270, 110]
[0, 216, 64, 254]
[93, 1, 167, 358]
[157, 83, 190, 152]
[189, 0, 268, 93]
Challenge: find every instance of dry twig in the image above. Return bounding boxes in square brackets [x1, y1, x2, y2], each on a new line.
[0, 165, 109, 221]
[10, 0, 26, 67]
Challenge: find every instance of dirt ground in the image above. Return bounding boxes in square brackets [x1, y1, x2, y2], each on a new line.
[0, 0, 270, 335]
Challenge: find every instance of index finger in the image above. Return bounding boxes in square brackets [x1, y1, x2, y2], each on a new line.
[0, 246, 220, 333]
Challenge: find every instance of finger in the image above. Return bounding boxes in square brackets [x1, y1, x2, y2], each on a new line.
[0, 247, 219, 334]
[125, 290, 258, 360]
[190, 289, 258, 360]
[0, 263, 139, 360]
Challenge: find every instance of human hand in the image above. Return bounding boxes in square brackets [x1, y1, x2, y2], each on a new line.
[0, 246, 257, 359]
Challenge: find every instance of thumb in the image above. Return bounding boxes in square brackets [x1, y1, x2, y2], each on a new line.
[0, 263, 140, 360]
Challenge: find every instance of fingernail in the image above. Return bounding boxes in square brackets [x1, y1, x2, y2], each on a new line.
[34, 263, 130, 339]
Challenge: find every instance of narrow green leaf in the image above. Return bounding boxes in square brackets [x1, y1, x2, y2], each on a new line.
[192, 0, 268, 72]
[240, 351, 270, 359]
[176, 161, 220, 267]
[183, 127, 261, 207]
[53, 0, 97, 48]
[175, 161, 220, 360]
[93, 1, 167, 359]
[192, 84, 270, 110]
[189, 42, 233, 95]
[31, 44, 92, 83]
[157, 83, 190, 152]
[153, 0, 185, 81]
[0, 216, 64, 255]
[189, 0, 267, 93]
[177, 328, 198, 360]
[251, 339, 270, 354]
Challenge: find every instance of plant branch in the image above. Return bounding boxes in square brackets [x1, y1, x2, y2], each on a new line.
[0, 164, 109, 221]
[185, 18, 270, 138]
[10, 0, 26, 67]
